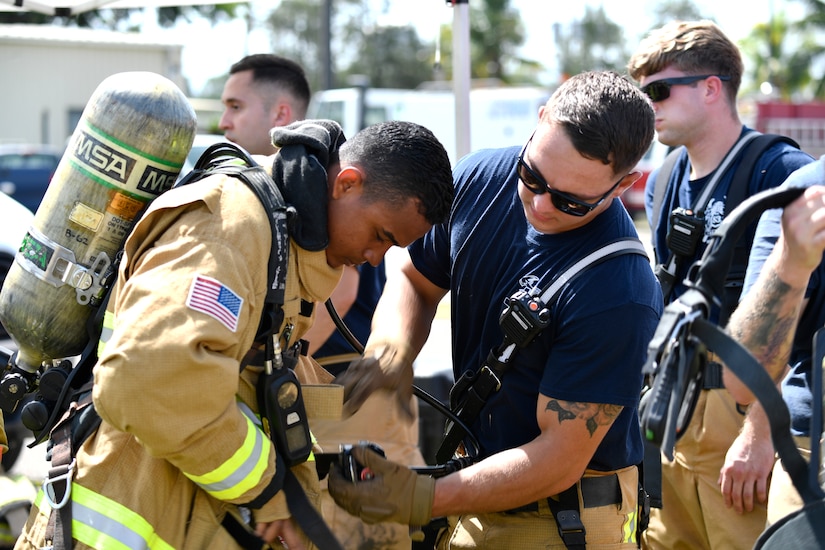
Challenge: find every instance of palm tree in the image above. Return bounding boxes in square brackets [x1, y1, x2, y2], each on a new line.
[739, 11, 820, 100]
[792, 0, 825, 98]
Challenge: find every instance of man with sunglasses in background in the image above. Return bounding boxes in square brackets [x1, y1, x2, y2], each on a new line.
[326, 70, 663, 549]
[628, 20, 813, 550]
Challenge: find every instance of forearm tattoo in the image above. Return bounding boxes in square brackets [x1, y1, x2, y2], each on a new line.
[729, 271, 798, 381]
[545, 399, 623, 436]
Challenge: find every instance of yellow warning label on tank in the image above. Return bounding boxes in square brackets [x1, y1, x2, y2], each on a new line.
[67, 120, 182, 202]
[109, 192, 145, 221]
[69, 202, 104, 232]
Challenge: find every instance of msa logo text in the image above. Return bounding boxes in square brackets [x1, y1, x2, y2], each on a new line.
[138, 167, 178, 196]
[74, 132, 136, 184]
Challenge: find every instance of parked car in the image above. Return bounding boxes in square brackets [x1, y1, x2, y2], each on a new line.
[0, 144, 63, 214]
[622, 138, 671, 217]
[0, 192, 35, 339]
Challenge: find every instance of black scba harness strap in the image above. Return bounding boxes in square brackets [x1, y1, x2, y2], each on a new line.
[640, 186, 807, 456]
[643, 133, 801, 510]
[181, 143, 342, 550]
[641, 184, 825, 548]
[435, 237, 649, 549]
[754, 330, 825, 547]
[40, 142, 343, 550]
[178, 142, 290, 337]
[652, 133, 800, 326]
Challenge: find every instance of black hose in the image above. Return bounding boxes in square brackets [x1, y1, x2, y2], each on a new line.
[324, 298, 481, 459]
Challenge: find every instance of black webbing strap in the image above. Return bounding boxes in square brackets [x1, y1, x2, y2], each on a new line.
[436, 238, 649, 464]
[45, 421, 74, 550]
[716, 134, 800, 327]
[283, 468, 343, 549]
[651, 147, 682, 232]
[43, 388, 98, 549]
[641, 439, 662, 509]
[691, 319, 824, 503]
[701, 361, 725, 389]
[176, 143, 289, 341]
[182, 144, 343, 549]
[546, 485, 586, 550]
[221, 513, 268, 550]
[654, 133, 760, 303]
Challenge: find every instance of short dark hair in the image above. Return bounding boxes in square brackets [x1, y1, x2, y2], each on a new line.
[542, 71, 655, 175]
[627, 20, 743, 107]
[230, 54, 311, 117]
[339, 121, 454, 225]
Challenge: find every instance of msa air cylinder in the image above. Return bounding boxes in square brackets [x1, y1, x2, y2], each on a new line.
[0, 72, 196, 373]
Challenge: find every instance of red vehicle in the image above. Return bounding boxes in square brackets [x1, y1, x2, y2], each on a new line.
[622, 139, 669, 217]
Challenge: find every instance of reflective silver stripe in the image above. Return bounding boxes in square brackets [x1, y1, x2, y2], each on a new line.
[73, 499, 149, 549]
[195, 419, 266, 494]
[69, 484, 173, 550]
[237, 400, 262, 428]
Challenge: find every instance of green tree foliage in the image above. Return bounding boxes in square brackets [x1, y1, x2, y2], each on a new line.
[343, 26, 435, 89]
[265, 0, 434, 90]
[555, 5, 628, 78]
[793, 0, 825, 98]
[0, 4, 241, 30]
[263, 0, 332, 91]
[468, 0, 524, 82]
[740, 11, 819, 100]
[649, 0, 706, 34]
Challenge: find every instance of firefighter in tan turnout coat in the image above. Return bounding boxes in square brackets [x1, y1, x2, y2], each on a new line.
[14, 119, 453, 550]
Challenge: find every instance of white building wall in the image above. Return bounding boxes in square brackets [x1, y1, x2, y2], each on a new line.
[0, 24, 184, 148]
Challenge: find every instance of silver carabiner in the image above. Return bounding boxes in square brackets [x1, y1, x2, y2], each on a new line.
[42, 458, 76, 509]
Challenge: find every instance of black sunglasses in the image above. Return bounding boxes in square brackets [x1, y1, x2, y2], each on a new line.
[641, 74, 731, 102]
[516, 135, 624, 217]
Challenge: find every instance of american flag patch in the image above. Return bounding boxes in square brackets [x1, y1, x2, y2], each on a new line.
[186, 275, 243, 332]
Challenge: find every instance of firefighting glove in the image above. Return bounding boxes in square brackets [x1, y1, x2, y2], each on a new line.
[327, 443, 435, 526]
[334, 341, 414, 419]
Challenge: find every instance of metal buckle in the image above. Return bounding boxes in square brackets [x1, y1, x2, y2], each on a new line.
[43, 458, 76, 509]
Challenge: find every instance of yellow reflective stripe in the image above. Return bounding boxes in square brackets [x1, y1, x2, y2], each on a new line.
[70, 483, 173, 550]
[237, 397, 315, 462]
[185, 415, 270, 500]
[33, 488, 48, 514]
[623, 508, 637, 543]
[97, 309, 115, 357]
[308, 431, 316, 462]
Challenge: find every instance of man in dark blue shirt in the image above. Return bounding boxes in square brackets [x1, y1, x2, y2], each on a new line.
[329, 70, 663, 549]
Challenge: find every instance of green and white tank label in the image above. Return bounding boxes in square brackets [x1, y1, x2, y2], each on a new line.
[68, 120, 182, 201]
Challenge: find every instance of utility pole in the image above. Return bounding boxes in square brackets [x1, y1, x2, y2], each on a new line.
[321, 0, 333, 90]
[450, 0, 471, 161]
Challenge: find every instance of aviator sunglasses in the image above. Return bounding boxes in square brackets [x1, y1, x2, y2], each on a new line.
[641, 74, 731, 102]
[516, 134, 624, 217]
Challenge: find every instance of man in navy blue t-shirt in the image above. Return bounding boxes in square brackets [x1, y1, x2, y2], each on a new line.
[328, 70, 664, 549]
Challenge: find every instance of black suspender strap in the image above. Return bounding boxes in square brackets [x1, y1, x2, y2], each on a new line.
[546, 485, 586, 550]
[282, 468, 343, 549]
[221, 513, 268, 550]
[436, 238, 650, 464]
[651, 146, 682, 236]
[655, 132, 760, 302]
[692, 318, 824, 503]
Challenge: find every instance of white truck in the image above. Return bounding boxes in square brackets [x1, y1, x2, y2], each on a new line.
[306, 86, 551, 165]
